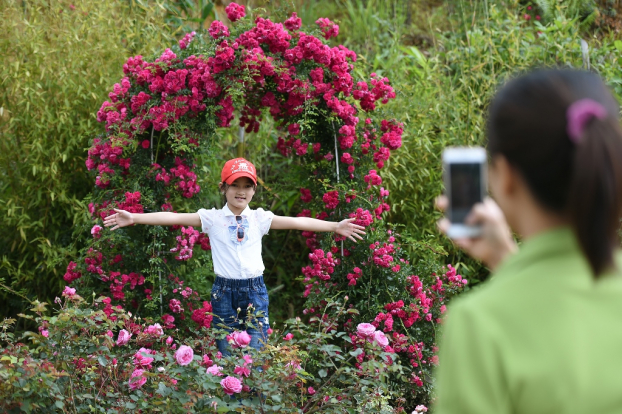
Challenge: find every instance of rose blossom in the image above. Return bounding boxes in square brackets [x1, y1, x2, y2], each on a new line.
[220, 376, 243, 395]
[174, 345, 194, 366]
[227, 330, 251, 348]
[283, 333, 294, 341]
[116, 329, 132, 346]
[128, 368, 147, 390]
[202, 355, 214, 367]
[225, 2, 245, 22]
[62, 286, 76, 297]
[134, 347, 154, 367]
[373, 330, 389, 347]
[207, 365, 223, 376]
[144, 323, 163, 336]
[234, 364, 251, 377]
[166, 336, 173, 345]
[357, 323, 376, 338]
[308, 386, 316, 395]
[91, 224, 102, 239]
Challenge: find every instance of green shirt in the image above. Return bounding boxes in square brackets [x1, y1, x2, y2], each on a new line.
[434, 227, 622, 413]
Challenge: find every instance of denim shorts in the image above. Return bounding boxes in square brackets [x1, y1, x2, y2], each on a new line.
[211, 275, 270, 356]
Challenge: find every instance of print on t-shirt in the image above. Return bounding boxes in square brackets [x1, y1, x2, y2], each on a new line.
[228, 216, 250, 245]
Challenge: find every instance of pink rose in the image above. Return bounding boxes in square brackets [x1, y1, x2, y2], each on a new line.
[202, 355, 214, 367]
[228, 331, 251, 348]
[220, 376, 243, 395]
[62, 286, 76, 297]
[283, 333, 294, 341]
[308, 386, 316, 395]
[234, 364, 251, 377]
[116, 329, 132, 346]
[166, 336, 173, 345]
[91, 224, 102, 239]
[144, 323, 163, 336]
[225, 2, 245, 22]
[206, 365, 223, 376]
[357, 323, 376, 338]
[128, 368, 147, 390]
[373, 330, 389, 347]
[41, 329, 49, 338]
[134, 347, 154, 367]
[174, 345, 194, 366]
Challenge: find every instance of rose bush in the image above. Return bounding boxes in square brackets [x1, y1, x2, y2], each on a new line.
[0, 290, 404, 413]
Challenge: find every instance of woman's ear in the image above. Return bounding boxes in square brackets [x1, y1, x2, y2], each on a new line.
[490, 154, 517, 198]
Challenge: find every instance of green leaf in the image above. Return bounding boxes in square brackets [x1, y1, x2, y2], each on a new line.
[318, 369, 327, 378]
[201, 3, 214, 20]
[157, 382, 172, 397]
[349, 348, 364, 357]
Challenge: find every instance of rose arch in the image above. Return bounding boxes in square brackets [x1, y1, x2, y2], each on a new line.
[65, 3, 465, 407]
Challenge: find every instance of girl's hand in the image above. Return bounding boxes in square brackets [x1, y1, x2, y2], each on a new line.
[103, 208, 134, 231]
[335, 218, 366, 242]
[436, 196, 517, 271]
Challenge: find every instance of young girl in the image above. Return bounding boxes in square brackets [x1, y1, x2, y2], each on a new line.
[104, 157, 365, 354]
[435, 69, 622, 413]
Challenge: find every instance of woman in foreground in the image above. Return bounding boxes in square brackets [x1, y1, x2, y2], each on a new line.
[435, 69, 622, 413]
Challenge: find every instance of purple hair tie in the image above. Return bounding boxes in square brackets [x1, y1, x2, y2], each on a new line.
[566, 98, 608, 144]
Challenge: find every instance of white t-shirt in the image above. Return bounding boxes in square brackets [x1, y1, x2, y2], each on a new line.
[197, 204, 274, 279]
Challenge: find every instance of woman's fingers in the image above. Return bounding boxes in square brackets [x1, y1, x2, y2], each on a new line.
[437, 217, 451, 235]
[435, 195, 449, 212]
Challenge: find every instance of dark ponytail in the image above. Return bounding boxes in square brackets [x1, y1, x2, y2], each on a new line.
[487, 69, 622, 276]
[568, 117, 622, 275]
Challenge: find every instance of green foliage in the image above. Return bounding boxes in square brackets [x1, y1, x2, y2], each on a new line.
[0, 0, 184, 326]
[531, 0, 598, 24]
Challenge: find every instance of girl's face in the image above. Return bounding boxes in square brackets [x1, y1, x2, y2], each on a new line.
[224, 177, 256, 213]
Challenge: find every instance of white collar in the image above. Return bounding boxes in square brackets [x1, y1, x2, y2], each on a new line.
[223, 203, 251, 217]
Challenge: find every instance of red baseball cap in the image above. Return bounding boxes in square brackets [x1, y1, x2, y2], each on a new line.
[221, 158, 257, 185]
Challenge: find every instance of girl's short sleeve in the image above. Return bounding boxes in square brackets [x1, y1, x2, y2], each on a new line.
[197, 208, 216, 233]
[254, 208, 275, 236]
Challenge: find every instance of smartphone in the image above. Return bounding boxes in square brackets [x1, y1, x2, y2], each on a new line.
[442, 147, 487, 238]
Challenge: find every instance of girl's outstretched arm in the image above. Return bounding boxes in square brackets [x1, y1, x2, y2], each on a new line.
[270, 216, 365, 242]
[103, 208, 201, 231]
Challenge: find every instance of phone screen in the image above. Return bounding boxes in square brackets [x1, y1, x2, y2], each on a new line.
[449, 163, 482, 223]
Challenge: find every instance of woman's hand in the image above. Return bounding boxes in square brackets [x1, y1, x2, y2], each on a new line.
[436, 196, 517, 271]
[335, 218, 366, 242]
[103, 208, 134, 231]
